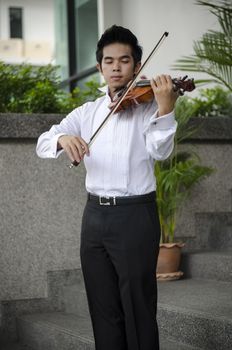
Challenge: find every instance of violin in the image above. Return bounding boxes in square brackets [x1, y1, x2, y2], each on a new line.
[110, 76, 195, 112]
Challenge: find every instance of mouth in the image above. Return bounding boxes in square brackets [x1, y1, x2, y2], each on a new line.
[111, 76, 123, 81]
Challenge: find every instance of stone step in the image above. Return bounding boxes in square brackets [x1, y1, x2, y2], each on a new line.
[17, 312, 202, 350]
[181, 250, 232, 281]
[0, 342, 32, 350]
[62, 278, 232, 349]
[17, 313, 94, 350]
[63, 284, 89, 318]
[158, 278, 232, 349]
[3, 265, 231, 348]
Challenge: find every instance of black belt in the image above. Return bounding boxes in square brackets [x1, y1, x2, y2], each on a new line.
[87, 191, 156, 206]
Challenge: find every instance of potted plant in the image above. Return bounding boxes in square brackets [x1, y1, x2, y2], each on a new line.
[155, 97, 214, 281]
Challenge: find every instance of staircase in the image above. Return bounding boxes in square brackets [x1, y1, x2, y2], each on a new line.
[1, 212, 232, 350]
[15, 270, 204, 350]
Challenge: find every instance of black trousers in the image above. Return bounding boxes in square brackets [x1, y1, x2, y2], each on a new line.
[80, 194, 161, 350]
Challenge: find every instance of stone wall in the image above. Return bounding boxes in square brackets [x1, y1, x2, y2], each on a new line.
[0, 114, 232, 301]
[175, 117, 232, 241]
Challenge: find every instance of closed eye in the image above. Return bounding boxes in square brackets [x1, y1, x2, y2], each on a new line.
[104, 60, 113, 64]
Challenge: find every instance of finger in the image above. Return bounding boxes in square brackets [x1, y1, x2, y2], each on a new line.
[150, 79, 158, 95]
[165, 74, 173, 89]
[159, 74, 169, 86]
[73, 140, 85, 160]
[151, 78, 157, 89]
[79, 138, 90, 155]
[70, 142, 82, 162]
[65, 145, 78, 163]
[166, 74, 172, 83]
[154, 75, 162, 87]
[74, 138, 89, 157]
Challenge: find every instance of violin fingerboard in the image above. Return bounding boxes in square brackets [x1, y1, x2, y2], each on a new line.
[136, 79, 151, 87]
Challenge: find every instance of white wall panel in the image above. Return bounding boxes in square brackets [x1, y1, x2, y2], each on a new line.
[120, 0, 220, 86]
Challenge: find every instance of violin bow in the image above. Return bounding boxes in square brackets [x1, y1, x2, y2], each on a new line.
[69, 31, 169, 168]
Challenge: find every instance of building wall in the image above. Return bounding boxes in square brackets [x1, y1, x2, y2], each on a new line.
[0, 0, 54, 64]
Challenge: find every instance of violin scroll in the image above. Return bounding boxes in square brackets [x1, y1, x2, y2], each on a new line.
[172, 75, 195, 95]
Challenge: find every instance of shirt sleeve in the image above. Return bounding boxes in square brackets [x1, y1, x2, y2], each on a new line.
[143, 103, 177, 160]
[36, 107, 82, 159]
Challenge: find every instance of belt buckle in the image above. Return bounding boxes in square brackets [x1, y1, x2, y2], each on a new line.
[99, 196, 116, 205]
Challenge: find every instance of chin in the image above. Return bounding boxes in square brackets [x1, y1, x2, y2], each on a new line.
[111, 81, 126, 90]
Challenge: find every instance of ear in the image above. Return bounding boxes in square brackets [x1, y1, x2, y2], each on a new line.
[96, 63, 102, 73]
[134, 62, 141, 75]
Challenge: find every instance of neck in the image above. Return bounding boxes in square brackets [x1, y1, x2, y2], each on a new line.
[109, 85, 126, 100]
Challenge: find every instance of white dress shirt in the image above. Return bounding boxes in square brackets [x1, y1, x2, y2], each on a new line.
[36, 88, 177, 196]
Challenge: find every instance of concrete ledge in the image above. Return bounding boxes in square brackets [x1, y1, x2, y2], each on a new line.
[0, 113, 64, 139]
[0, 113, 232, 141]
[186, 116, 232, 142]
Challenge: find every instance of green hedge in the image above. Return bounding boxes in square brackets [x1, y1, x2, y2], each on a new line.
[0, 62, 103, 114]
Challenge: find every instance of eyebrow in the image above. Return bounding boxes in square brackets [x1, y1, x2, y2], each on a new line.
[103, 55, 131, 60]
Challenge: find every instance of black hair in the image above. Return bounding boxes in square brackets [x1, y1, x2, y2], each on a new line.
[96, 25, 143, 66]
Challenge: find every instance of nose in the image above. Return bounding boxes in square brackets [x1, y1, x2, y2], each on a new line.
[112, 61, 120, 72]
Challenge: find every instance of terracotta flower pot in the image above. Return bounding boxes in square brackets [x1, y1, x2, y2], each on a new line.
[156, 242, 185, 281]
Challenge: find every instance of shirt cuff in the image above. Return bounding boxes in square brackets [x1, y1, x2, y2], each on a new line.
[50, 133, 67, 158]
[150, 110, 176, 129]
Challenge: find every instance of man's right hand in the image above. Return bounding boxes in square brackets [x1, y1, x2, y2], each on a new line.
[58, 135, 90, 163]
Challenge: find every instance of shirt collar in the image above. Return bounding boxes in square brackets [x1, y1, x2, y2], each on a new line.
[98, 85, 109, 94]
[98, 85, 112, 102]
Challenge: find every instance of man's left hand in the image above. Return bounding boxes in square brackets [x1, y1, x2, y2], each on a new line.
[150, 74, 179, 117]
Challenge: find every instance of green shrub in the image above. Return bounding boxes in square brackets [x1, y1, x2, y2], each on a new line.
[174, 86, 232, 119]
[59, 80, 104, 113]
[0, 61, 103, 113]
[188, 86, 232, 117]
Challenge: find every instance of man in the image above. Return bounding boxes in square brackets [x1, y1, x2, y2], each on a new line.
[36, 25, 178, 350]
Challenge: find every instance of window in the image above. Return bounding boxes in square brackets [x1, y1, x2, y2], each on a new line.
[54, 0, 99, 90]
[75, 0, 98, 73]
[75, 0, 99, 87]
[54, 0, 69, 82]
[9, 7, 23, 39]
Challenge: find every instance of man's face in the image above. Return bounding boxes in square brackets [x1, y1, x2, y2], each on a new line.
[97, 42, 141, 97]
